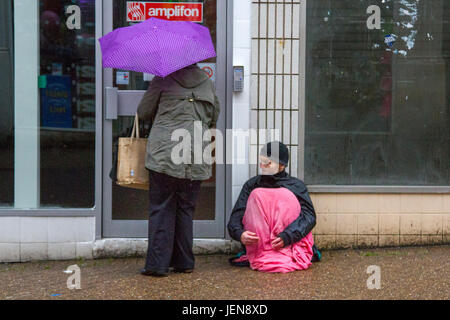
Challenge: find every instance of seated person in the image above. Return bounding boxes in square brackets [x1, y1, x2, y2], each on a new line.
[227, 141, 320, 273]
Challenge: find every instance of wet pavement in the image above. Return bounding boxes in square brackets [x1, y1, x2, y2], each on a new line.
[0, 246, 448, 300]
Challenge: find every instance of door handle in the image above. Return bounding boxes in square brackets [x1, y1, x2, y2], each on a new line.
[105, 87, 118, 120]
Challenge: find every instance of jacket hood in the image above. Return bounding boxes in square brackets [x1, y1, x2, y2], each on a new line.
[169, 64, 209, 88]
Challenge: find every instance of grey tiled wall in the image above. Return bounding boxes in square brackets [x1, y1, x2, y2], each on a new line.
[250, 0, 301, 177]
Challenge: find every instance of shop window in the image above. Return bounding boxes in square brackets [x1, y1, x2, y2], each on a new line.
[305, 0, 450, 186]
[1, 0, 96, 209]
[39, 0, 96, 208]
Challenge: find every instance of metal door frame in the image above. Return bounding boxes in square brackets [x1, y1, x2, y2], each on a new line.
[101, 0, 230, 238]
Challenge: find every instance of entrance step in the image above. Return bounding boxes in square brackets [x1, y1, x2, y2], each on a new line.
[93, 238, 242, 259]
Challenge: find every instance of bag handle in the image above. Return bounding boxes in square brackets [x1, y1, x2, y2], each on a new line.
[131, 113, 140, 139]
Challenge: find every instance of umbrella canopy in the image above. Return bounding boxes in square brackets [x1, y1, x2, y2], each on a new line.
[98, 18, 216, 77]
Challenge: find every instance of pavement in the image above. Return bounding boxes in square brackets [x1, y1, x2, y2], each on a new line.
[0, 245, 448, 300]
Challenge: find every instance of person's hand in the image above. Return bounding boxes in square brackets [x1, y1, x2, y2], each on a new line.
[271, 237, 284, 250]
[241, 231, 260, 246]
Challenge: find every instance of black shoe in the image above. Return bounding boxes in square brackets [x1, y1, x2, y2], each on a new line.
[311, 244, 322, 263]
[229, 251, 250, 267]
[140, 268, 169, 277]
[173, 268, 194, 274]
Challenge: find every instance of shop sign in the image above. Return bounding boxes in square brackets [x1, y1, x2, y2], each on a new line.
[127, 2, 203, 23]
[384, 34, 397, 48]
[41, 75, 73, 128]
[197, 63, 216, 83]
[144, 73, 155, 82]
[117, 71, 130, 85]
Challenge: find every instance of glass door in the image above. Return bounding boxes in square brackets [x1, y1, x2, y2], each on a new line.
[102, 0, 226, 238]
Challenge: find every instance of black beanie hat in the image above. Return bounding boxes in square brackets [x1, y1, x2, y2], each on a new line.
[260, 141, 289, 167]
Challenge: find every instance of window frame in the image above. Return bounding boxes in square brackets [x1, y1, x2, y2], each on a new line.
[0, 0, 102, 241]
[298, 0, 450, 193]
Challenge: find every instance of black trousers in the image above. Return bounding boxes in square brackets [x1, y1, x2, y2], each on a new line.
[145, 170, 202, 272]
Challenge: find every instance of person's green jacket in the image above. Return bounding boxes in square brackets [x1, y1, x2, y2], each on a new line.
[137, 64, 220, 181]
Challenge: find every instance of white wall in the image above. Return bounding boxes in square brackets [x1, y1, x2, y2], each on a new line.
[231, 0, 252, 205]
[0, 217, 96, 262]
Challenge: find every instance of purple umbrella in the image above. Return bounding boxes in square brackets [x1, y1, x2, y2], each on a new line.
[99, 18, 216, 77]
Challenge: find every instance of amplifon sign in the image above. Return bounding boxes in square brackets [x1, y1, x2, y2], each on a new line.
[127, 2, 203, 23]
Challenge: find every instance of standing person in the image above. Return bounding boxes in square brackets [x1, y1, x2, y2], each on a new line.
[137, 64, 220, 277]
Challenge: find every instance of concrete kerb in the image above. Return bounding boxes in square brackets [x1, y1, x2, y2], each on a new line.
[93, 238, 242, 259]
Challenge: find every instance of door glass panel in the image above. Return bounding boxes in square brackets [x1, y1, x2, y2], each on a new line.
[111, 0, 217, 221]
[112, 0, 217, 90]
[112, 116, 149, 220]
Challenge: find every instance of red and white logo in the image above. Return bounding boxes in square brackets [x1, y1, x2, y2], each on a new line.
[202, 66, 213, 78]
[127, 2, 146, 21]
[127, 2, 203, 23]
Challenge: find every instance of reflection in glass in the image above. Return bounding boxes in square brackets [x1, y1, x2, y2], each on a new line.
[305, 0, 450, 186]
[111, 117, 215, 221]
[111, 0, 217, 220]
[39, 0, 96, 207]
[111, 0, 217, 90]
